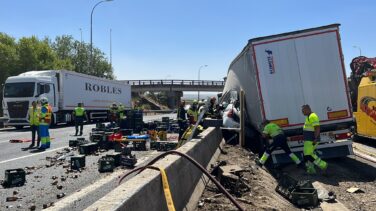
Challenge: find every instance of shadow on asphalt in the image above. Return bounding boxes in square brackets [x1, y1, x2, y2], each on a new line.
[29, 148, 47, 153]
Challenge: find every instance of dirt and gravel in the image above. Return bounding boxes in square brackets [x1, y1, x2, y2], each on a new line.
[285, 155, 376, 211]
[197, 145, 299, 211]
[197, 143, 376, 211]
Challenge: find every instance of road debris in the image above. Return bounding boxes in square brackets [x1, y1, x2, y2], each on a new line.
[198, 145, 298, 210]
[29, 204, 36, 210]
[217, 165, 250, 197]
[346, 187, 364, 193]
[42, 202, 54, 209]
[56, 193, 66, 199]
[57, 151, 74, 160]
[6, 196, 19, 202]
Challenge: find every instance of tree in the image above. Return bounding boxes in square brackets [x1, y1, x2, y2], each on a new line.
[0, 33, 18, 115]
[0, 32, 114, 116]
[52, 35, 113, 79]
[17, 36, 58, 72]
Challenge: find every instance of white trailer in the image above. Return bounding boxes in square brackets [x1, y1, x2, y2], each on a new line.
[222, 24, 353, 163]
[2, 70, 131, 129]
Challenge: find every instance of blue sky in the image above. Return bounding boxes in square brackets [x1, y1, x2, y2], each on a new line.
[0, 0, 375, 81]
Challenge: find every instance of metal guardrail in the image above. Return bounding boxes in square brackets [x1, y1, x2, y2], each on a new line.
[123, 80, 225, 86]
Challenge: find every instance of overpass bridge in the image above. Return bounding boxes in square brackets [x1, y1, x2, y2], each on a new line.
[121, 79, 225, 108]
[122, 80, 225, 92]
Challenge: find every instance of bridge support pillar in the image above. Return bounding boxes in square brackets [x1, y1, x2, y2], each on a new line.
[167, 91, 183, 109]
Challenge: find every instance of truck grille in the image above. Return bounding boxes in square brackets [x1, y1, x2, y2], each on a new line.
[7, 101, 29, 118]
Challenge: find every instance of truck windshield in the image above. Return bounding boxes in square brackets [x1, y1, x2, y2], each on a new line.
[4, 82, 35, 98]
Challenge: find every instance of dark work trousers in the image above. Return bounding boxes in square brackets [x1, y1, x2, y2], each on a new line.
[265, 134, 291, 154]
[30, 125, 40, 146]
[178, 120, 188, 140]
[75, 117, 84, 135]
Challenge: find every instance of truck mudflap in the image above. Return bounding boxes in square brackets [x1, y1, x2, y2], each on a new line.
[270, 140, 353, 165]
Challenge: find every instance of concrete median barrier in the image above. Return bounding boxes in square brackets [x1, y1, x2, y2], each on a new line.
[85, 127, 222, 211]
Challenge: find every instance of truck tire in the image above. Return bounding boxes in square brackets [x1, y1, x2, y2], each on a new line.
[50, 114, 56, 128]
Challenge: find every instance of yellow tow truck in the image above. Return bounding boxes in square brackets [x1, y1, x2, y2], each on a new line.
[349, 56, 376, 139]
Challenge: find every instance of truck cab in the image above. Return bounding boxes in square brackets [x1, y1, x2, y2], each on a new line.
[2, 71, 58, 129]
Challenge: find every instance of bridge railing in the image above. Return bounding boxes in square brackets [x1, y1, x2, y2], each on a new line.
[123, 80, 225, 86]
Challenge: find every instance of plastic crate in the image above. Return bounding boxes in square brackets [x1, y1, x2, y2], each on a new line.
[98, 157, 115, 172]
[71, 155, 86, 170]
[291, 188, 319, 207]
[3, 169, 26, 188]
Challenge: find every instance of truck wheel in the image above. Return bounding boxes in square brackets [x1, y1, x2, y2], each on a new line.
[50, 115, 56, 128]
[15, 126, 24, 130]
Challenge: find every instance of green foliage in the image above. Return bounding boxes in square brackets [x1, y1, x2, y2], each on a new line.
[0, 32, 114, 115]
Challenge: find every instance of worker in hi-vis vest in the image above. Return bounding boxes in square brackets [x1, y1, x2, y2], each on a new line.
[73, 103, 87, 136]
[38, 97, 52, 150]
[27, 101, 40, 148]
[257, 120, 302, 167]
[301, 104, 328, 174]
[187, 100, 199, 124]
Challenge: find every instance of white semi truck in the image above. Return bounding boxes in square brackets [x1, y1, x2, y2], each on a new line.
[2, 70, 131, 129]
[222, 24, 354, 164]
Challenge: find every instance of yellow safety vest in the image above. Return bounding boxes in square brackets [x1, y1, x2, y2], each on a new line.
[187, 109, 198, 121]
[263, 123, 283, 138]
[118, 105, 125, 119]
[29, 107, 40, 126]
[303, 113, 320, 131]
[303, 112, 320, 140]
[75, 107, 85, 117]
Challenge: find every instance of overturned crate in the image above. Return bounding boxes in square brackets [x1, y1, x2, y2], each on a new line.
[106, 152, 122, 167]
[275, 174, 318, 208]
[70, 138, 89, 147]
[132, 140, 147, 151]
[79, 143, 98, 155]
[120, 155, 137, 168]
[98, 157, 115, 173]
[71, 155, 86, 170]
[2, 169, 26, 188]
[157, 141, 178, 151]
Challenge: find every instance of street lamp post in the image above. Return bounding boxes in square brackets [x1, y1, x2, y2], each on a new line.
[353, 45, 362, 56]
[197, 65, 208, 101]
[90, 0, 113, 70]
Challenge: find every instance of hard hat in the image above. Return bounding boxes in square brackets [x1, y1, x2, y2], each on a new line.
[39, 97, 48, 105]
[193, 100, 198, 104]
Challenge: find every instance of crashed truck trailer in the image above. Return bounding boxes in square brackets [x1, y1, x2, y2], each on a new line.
[222, 23, 353, 164]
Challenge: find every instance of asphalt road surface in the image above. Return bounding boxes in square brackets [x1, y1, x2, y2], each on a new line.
[0, 113, 176, 210]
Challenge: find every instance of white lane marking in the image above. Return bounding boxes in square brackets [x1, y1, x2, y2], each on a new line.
[0, 146, 67, 164]
[49, 150, 161, 210]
